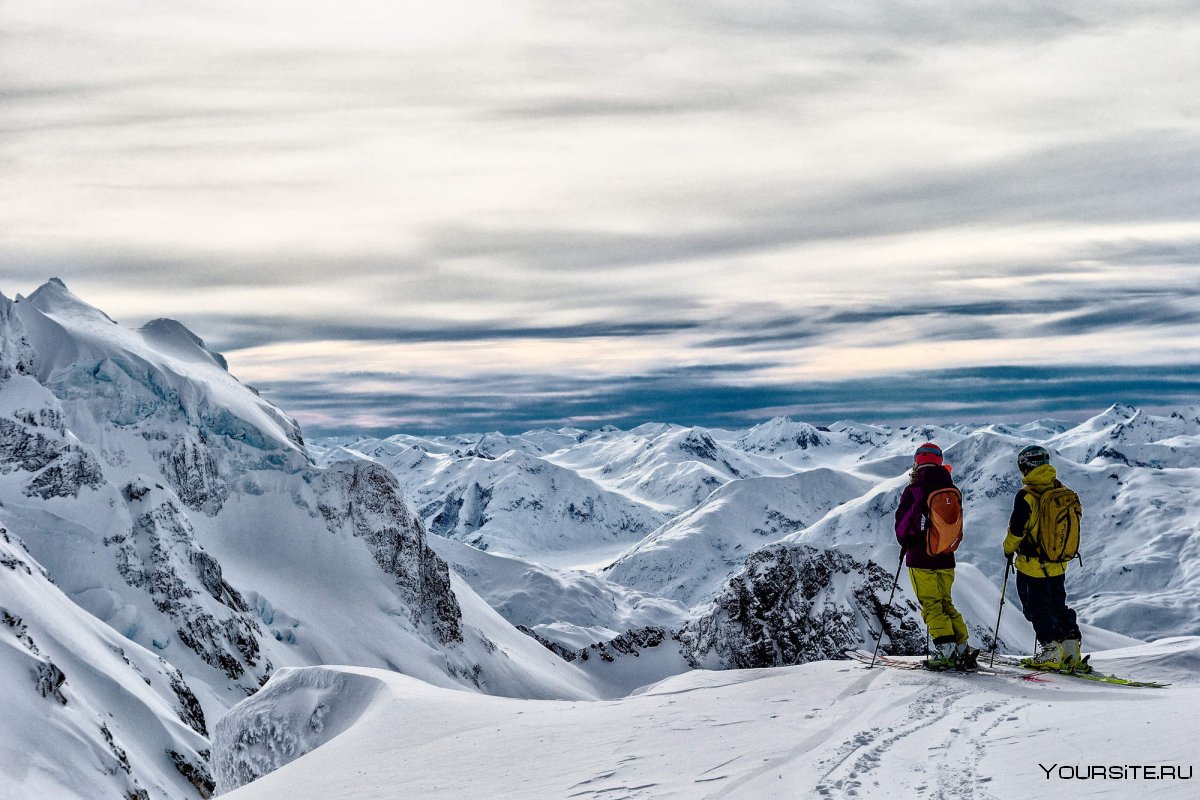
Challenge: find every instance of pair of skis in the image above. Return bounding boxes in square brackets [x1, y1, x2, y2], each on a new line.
[846, 649, 1167, 688]
[985, 652, 1168, 688]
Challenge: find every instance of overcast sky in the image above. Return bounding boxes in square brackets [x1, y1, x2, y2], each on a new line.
[3, 1, 1199, 434]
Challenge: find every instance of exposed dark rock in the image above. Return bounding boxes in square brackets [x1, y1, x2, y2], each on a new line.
[317, 461, 463, 645]
[425, 494, 464, 537]
[1092, 445, 1154, 469]
[190, 549, 248, 612]
[36, 660, 68, 703]
[113, 491, 267, 685]
[575, 626, 676, 663]
[0, 414, 105, 499]
[100, 723, 132, 775]
[24, 451, 105, 499]
[169, 749, 215, 799]
[516, 625, 578, 661]
[793, 427, 825, 449]
[2, 609, 40, 653]
[0, 554, 33, 574]
[679, 543, 926, 669]
[123, 481, 152, 502]
[566, 496, 595, 522]
[679, 431, 719, 461]
[0, 418, 61, 472]
[165, 438, 228, 514]
[520, 625, 678, 664]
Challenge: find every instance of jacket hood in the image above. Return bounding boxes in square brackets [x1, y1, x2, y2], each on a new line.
[1022, 463, 1057, 488]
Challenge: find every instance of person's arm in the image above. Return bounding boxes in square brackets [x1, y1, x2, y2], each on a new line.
[894, 485, 923, 550]
[1003, 489, 1031, 557]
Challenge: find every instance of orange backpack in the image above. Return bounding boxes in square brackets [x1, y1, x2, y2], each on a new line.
[925, 487, 963, 556]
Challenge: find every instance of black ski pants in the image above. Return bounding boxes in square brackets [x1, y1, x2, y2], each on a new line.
[1016, 571, 1081, 644]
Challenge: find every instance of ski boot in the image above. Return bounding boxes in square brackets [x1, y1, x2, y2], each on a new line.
[923, 641, 957, 671]
[1060, 638, 1093, 673]
[954, 642, 981, 671]
[1021, 640, 1063, 670]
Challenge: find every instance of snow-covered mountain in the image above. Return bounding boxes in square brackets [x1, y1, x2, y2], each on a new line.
[0, 281, 597, 798]
[2, 525, 213, 799]
[327, 444, 667, 567]
[604, 469, 876, 606]
[428, 536, 687, 650]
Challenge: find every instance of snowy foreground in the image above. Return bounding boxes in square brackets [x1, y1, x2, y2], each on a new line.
[217, 639, 1200, 799]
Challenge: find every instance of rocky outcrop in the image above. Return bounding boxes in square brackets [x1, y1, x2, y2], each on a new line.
[0, 410, 105, 500]
[516, 625, 579, 661]
[110, 481, 269, 686]
[165, 436, 229, 514]
[679, 430, 720, 461]
[3, 608, 69, 704]
[169, 667, 208, 736]
[36, 660, 68, 703]
[169, 749, 215, 799]
[679, 543, 926, 669]
[316, 461, 463, 645]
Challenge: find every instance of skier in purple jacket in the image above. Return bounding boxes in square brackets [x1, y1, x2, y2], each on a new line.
[894, 442, 979, 670]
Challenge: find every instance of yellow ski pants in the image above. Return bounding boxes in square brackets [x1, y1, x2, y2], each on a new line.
[909, 567, 968, 645]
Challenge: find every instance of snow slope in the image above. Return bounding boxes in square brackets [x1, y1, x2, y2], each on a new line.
[605, 469, 877, 607]
[215, 638, 1200, 799]
[428, 536, 687, 649]
[2, 524, 213, 798]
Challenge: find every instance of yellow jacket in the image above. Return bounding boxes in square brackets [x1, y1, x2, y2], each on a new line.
[1003, 464, 1067, 578]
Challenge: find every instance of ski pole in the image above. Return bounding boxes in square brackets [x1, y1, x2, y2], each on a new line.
[989, 559, 1012, 668]
[869, 548, 906, 668]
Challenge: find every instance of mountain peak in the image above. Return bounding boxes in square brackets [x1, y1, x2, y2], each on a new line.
[27, 278, 118, 325]
[139, 317, 230, 370]
[1102, 402, 1139, 419]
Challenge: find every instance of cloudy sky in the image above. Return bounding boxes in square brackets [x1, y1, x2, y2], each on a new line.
[3, 1, 1199, 435]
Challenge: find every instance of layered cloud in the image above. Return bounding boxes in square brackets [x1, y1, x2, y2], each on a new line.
[2, 2, 1198, 433]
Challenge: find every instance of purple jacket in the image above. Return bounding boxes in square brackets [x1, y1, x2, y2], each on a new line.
[894, 464, 957, 570]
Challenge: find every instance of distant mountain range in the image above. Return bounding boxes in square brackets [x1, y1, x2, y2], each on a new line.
[317, 398, 1200, 646]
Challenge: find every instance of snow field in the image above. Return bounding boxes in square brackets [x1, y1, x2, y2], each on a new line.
[217, 638, 1200, 799]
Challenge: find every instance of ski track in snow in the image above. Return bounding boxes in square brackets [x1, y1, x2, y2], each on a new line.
[813, 678, 1020, 800]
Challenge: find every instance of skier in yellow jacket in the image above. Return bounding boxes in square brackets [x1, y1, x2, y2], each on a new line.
[1003, 444, 1087, 671]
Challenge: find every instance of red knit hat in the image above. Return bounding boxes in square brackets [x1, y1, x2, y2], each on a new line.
[914, 442, 943, 466]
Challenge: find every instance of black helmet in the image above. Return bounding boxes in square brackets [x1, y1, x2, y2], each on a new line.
[1017, 444, 1050, 474]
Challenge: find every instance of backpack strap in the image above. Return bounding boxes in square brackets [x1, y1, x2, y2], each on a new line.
[1015, 489, 1042, 559]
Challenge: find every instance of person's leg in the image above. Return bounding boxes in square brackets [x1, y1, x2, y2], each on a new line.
[937, 569, 979, 667]
[1047, 573, 1086, 668]
[1047, 574, 1081, 641]
[1016, 572, 1066, 665]
[910, 568, 956, 644]
[939, 569, 969, 645]
[1015, 572, 1057, 645]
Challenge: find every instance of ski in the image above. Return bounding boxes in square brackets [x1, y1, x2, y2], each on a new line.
[845, 649, 1005, 677]
[987, 653, 1169, 688]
